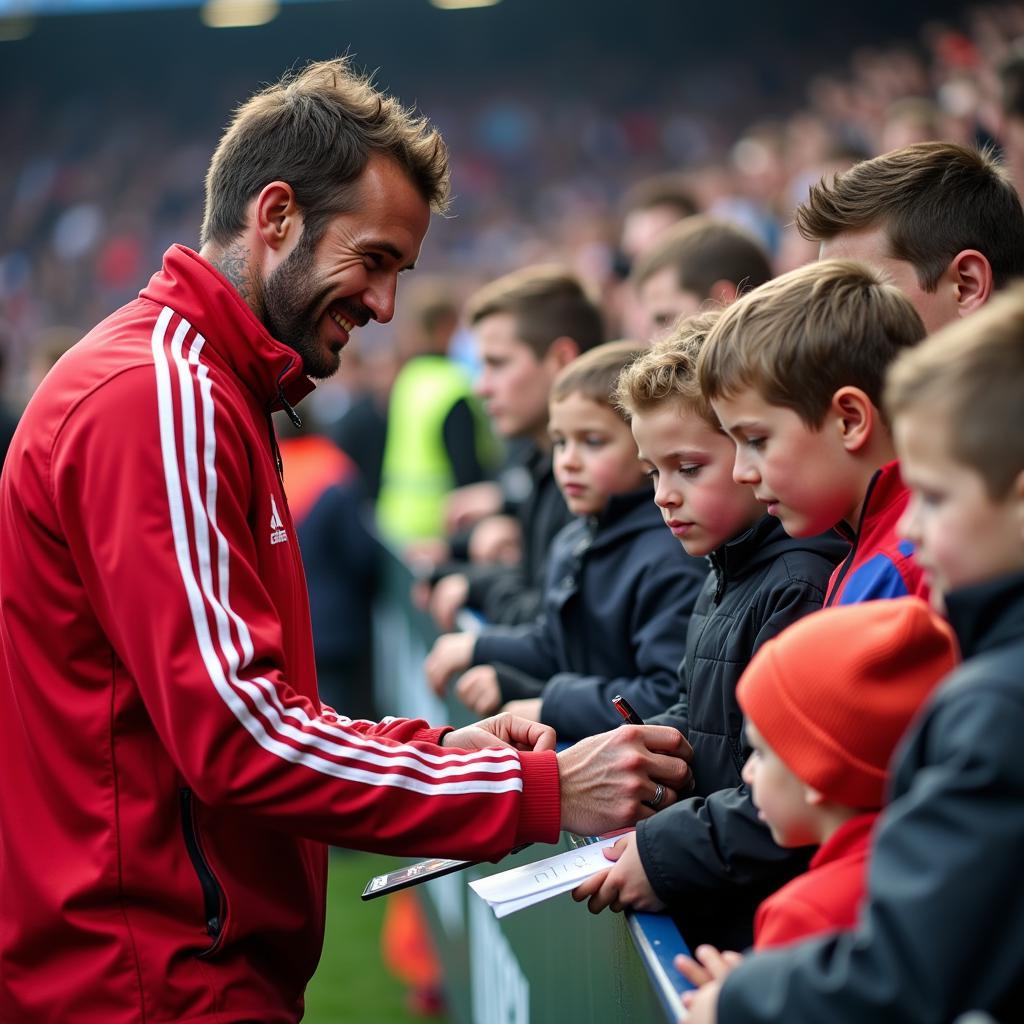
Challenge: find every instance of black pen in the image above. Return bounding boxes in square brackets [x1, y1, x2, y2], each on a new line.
[612, 694, 645, 725]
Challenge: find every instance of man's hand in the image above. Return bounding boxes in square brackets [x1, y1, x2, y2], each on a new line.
[429, 574, 470, 631]
[502, 697, 542, 722]
[424, 632, 476, 696]
[454, 665, 503, 715]
[442, 712, 556, 752]
[468, 515, 522, 565]
[570, 831, 664, 913]
[556, 725, 693, 836]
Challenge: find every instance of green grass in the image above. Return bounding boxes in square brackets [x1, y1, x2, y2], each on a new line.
[303, 851, 449, 1024]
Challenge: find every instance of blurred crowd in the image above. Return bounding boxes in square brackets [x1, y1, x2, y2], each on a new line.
[4, 2, 1024, 419]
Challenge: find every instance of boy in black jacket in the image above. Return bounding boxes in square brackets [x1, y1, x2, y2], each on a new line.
[686, 284, 1024, 1024]
[425, 341, 707, 741]
[573, 312, 846, 951]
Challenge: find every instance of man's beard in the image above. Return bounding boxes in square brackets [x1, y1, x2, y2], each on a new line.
[260, 233, 340, 381]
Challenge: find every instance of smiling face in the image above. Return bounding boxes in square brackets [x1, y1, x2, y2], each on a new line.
[895, 407, 1024, 610]
[548, 391, 648, 516]
[632, 401, 762, 557]
[713, 386, 862, 536]
[261, 154, 430, 379]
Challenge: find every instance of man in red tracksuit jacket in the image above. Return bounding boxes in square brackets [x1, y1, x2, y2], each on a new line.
[0, 60, 691, 1023]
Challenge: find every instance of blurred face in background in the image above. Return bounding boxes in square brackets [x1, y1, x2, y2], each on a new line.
[635, 267, 703, 342]
[474, 312, 563, 443]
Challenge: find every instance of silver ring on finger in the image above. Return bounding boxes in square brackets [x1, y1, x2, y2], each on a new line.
[643, 782, 665, 810]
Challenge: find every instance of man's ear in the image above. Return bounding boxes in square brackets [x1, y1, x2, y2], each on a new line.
[830, 386, 874, 453]
[252, 181, 304, 254]
[949, 249, 993, 318]
[545, 336, 581, 371]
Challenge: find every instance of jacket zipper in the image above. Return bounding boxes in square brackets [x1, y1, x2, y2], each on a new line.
[179, 787, 226, 954]
[824, 468, 881, 607]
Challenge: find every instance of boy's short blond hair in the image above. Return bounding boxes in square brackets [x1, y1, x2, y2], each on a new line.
[613, 310, 721, 428]
[885, 283, 1024, 499]
[550, 340, 646, 424]
[698, 259, 925, 427]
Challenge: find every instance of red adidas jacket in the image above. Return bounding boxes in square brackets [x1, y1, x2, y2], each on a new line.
[0, 245, 560, 1022]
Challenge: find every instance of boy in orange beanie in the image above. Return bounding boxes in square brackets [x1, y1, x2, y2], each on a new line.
[676, 597, 957, 990]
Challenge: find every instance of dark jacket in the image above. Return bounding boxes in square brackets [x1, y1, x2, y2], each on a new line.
[637, 516, 847, 951]
[462, 445, 574, 625]
[718, 570, 1024, 1024]
[472, 488, 707, 741]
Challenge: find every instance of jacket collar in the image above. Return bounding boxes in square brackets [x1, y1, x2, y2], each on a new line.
[809, 812, 877, 871]
[943, 570, 1024, 660]
[835, 460, 904, 543]
[140, 245, 315, 412]
[711, 514, 783, 578]
[587, 487, 659, 542]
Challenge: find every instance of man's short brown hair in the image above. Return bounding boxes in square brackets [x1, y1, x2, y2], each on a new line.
[551, 340, 646, 423]
[631, 217, 772, 298]
[795, 142, 1024, 292]
[698, 259, 925, 427]
[885, 283, 1024, 499]
[614, 310, 722, 428]
[466, 264, 605, 359]
[202, 57, 450, 248]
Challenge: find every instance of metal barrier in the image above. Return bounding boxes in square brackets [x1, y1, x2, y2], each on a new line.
[371, 543, 692, 1023]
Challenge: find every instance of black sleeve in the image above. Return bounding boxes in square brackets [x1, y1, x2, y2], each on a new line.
[492, 662, 547, 702]
[717, 680, 1024, 1023]
[442, 398, 488, 488]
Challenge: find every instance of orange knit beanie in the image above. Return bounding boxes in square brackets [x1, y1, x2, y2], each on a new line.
[737, 597, 959, 808]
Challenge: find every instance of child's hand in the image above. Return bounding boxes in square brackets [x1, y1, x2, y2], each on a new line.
[502, 697, 542, 722]
[570, 831, 666, 913]
[424, 633, 475, 695]
[675, 944, 745, 988]
[428, 573, 470, 631]
[455, 665, 502, 714]
[679, 977, 723, 1024]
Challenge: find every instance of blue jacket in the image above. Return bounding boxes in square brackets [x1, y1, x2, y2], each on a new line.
[473, 488, 707, 741]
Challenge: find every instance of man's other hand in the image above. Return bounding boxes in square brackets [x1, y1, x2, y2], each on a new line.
[443, 712, 556, 752]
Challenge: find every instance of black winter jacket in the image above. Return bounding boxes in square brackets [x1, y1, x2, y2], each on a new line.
[719, 570, 1024, 1024]
[462, 446, 573, 625]
[637, 515, 847, 950]
[472, 488, 707, 741]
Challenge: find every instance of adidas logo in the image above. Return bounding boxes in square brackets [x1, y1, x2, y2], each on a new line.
[270, 496, 288, 546]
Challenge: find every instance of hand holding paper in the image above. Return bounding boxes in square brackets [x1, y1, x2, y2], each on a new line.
[469, 835, 631, 918]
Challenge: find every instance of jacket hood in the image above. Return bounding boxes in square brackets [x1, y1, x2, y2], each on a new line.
[140, 245, 315, 412]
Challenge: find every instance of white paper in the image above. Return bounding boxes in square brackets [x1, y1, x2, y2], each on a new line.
[469, 835, 627, 918]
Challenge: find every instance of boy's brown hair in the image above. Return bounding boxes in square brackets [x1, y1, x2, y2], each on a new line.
[202, 57, 449, 248]
[466, 264, 605, 359]
[795, 142, 1024, 291]
[551, 340, 646, 424]
[885, 283, 1024, 499]
[631, 217, 772, 298]
[698, 259, 925, 427]
[614, 310, 722, 428]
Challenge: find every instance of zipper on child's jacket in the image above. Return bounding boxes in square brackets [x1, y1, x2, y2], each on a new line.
[825, 467, 882, 607]
[179, 787, 226, 953]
